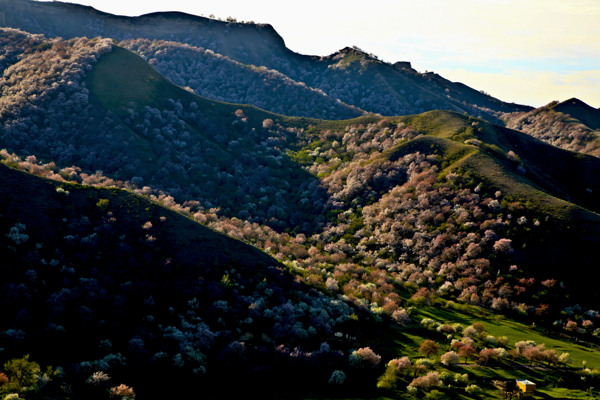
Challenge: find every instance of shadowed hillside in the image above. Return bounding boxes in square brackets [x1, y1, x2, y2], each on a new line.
[0, 162, 358, 398]
[0, 32, 332, 233]
[553, 98, 600, 131]
[118, 38, 365, 119]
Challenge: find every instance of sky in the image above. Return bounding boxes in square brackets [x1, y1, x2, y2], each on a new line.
[52, 0, 600, 108]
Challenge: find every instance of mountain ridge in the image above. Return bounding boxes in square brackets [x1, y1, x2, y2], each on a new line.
[0, 0, 532, 120]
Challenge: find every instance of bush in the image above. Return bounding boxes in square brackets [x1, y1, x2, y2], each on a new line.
[410, 372, 441, 390]
[414, 358, 433, 370]
[3, 355, 41, 392]
[388, 356, 412, 375]
[419, 340, 439, 357]
[559, 352, 571, 365]
[454, 373, 469, 384]
[465, 384, 482, 394]
[376, 365, 398, 390]
[109, 384, 135, 399]
[329, 370, 346, 385]
[349, 347, 381, 368]
[478, 348, 499, 364]
[463, 326, 478, 338]
[425, 390, 447, 400]
[86, 371, 110, 385]
[440, 351, 459, 366]
[392, 309, 411, 325]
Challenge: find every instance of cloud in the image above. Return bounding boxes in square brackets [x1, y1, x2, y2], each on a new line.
[362, 0, 600, 70]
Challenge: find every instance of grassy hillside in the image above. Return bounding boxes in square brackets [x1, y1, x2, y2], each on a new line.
[279, 110, 600, 308]
[3, 163, 600, 400]
[87, 45, 279, 126]
[369, 110, 600, 214]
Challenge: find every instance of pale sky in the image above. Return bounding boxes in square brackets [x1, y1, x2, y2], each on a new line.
[51, 0, 600, 108]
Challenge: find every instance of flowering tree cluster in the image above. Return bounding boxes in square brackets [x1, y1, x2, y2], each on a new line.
[504, 103, 600, 157]
[2, 111, 588, 325]
[120, 39, 363, 120]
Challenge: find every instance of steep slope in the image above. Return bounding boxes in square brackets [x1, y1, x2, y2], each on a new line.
[4, 164, 600, 400]
[0, 32, 329, 232]
[503, 99, 600, 157]
[0, 27, 47, 73]
[85, 45, 336, 232]
[305, 47, 530, 121]
[0, 162, 356, 398]
[0, 0, 532, 120]
[404, 110, 600, 214]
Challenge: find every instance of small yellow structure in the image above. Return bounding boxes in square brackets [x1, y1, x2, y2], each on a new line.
[516, 380, 536, 397]
[494, 379, 536, 399]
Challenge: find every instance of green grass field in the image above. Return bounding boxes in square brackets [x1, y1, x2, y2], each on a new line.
[300, 299, 600, 400]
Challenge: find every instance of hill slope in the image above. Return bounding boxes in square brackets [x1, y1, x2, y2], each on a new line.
[0, 32, 330, 232]
[286, 110, 600, 305]
[503, 99, 600, 157]
[118, 38, 365, 120]
[0, 0, 289, 67]
[2, 31, 600, 310]
[3, 24, 600, 400]
[0, 162, 356, 398]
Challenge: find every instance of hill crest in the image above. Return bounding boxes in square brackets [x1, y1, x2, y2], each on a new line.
[552, 97, 600, 130]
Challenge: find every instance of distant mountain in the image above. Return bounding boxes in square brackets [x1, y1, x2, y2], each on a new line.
[553, 98, 600, 131]
[503, 98, 600, 157]
[0, 0, 532, 120]
[0, 0, 290, 67]
[308, 47, 531, 120]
